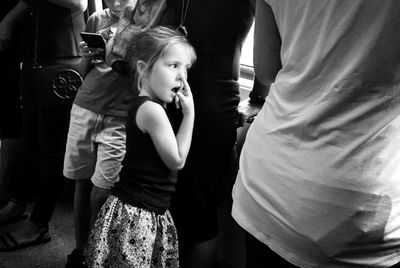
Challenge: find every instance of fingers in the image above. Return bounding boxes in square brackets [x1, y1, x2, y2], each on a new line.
[80, 42, 105, 59]
[180, 78, 191, 96]
[175, 90, 185, 100]
[174, 79, 193, 111]
[175, 95, 180, 109]
[175, 89, 192, 107]
[235, 113, 255, 128]
[79, 41, 86, 48]
[236, 102, 259, 128]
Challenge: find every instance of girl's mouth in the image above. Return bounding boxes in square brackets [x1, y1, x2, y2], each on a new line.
[172, 81, 184, 93]
[172, 86, 182, 93]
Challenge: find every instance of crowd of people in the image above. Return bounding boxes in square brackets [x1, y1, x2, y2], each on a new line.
[1, 0, 400, 268]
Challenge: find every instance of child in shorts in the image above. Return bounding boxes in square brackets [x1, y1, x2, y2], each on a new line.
[63, 0, 137, 266]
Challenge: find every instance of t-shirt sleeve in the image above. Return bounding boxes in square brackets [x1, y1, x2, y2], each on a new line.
[85, 12, 99, 33]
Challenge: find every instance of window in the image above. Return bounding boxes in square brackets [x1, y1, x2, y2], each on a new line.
[239, 24, 254, 91]
[240, 24, 254, 67]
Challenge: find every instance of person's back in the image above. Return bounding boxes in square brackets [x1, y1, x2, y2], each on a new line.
[232, 0, 400, 267]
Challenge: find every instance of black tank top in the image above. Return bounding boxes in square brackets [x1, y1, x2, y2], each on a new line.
[113, 96, 177, 214]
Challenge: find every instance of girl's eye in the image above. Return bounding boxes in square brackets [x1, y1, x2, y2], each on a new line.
[170, 64, 178, 68]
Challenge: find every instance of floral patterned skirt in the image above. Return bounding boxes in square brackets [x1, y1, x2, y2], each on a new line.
[85, 195, 179, 268]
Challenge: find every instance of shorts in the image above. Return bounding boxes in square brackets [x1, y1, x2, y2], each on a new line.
[63, 104, 126, 189]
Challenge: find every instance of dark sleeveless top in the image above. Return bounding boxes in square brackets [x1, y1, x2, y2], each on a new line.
[113, 96, 177, 214]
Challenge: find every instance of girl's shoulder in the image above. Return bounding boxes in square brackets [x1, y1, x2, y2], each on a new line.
[133, 96, 168, 133]
[131, 95, 154, 110]
[129, 96, 162, 118]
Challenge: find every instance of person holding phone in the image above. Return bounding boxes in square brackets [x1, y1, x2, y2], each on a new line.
[62, 0, 137, 266]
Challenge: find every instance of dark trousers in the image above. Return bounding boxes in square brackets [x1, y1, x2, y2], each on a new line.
[12, 59, 81, 225]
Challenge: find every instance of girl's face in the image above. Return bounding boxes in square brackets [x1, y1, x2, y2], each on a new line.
[141, 43, 193, 105]
[105, 0, 135, 18]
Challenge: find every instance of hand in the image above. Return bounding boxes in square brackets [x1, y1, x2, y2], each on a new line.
[79, 41, 105, 60]
[175, 79, 194, 116]
[236, 98, 263, 127]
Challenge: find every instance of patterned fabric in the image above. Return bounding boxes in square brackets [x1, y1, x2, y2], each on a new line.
[85, 195, 179, 268]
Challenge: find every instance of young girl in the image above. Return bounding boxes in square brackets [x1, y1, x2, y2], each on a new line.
[85, 26, 196, 268]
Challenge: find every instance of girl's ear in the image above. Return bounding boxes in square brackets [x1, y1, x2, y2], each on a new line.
[136, 60, 147, 75]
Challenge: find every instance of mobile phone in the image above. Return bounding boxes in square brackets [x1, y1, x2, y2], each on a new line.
[80, 32, 106, 48]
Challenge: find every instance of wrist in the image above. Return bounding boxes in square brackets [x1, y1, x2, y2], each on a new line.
[249, 91, 265, 108]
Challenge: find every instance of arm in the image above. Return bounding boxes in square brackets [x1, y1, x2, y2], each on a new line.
[237, 0, 281, 126]
[137, 79, 194, 171]
[78, 13, 103, 77]
[0, 0, 31, 52]
[78, 53, 93, 77]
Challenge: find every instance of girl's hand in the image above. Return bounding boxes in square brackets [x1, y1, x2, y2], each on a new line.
[79, 41, 105, 60]
[175, 78, 194, 116]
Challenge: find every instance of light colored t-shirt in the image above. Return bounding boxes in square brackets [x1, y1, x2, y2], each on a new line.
[232, 1, 400, 267]
[74, 8, 133, 117]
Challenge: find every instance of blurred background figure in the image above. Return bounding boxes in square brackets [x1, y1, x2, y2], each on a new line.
[162, 1, 262, 268]
[0, 0, 28, 208]
[0, 0, 87, 252]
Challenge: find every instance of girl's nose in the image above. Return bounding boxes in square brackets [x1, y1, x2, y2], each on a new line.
[177, 69, 187, 81]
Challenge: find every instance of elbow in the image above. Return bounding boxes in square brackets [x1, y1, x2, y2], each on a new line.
[77, 2, 88, 12]
[71, 0, 88, 12]
[167, 160, 186, 171]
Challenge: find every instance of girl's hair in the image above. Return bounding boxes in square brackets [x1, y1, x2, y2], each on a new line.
[127, 26, 197, 91]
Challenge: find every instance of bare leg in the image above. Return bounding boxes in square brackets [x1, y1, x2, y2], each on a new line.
[65, 179, 92, 267]
[65, 183, 109, 268]
[89, 185, 111, 227]
[73, 179, 92, 250]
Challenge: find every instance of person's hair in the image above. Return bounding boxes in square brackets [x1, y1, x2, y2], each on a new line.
[127, 26, 197, 91]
